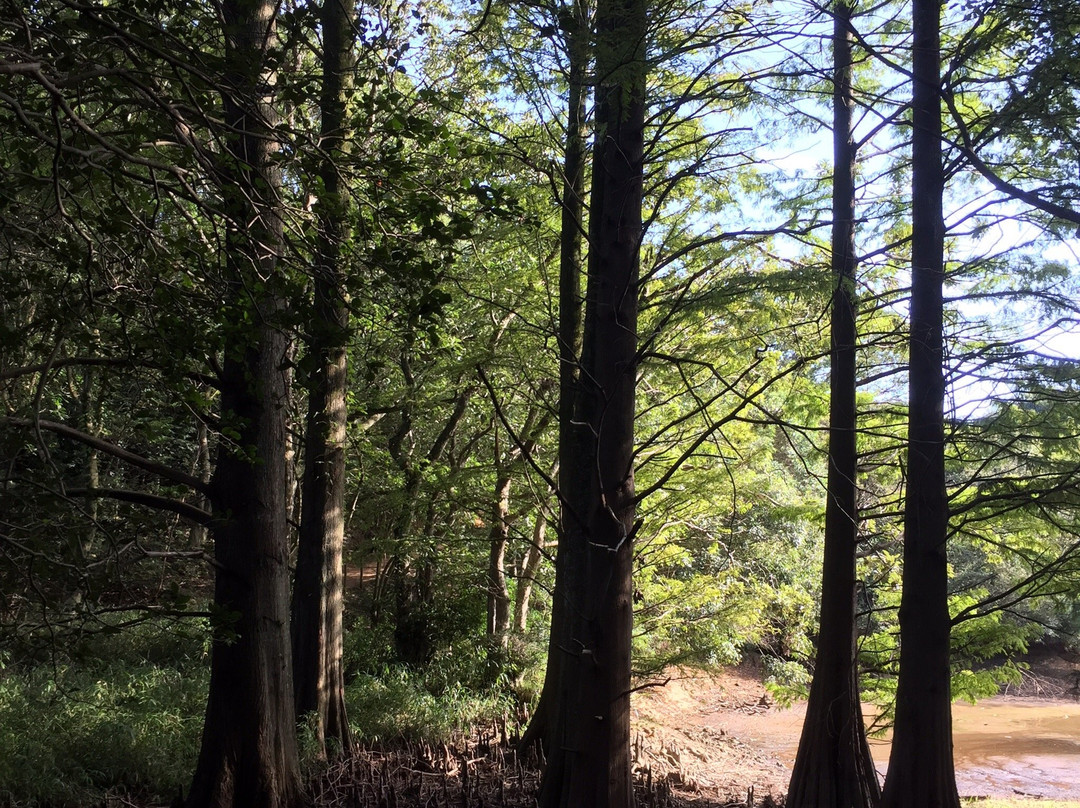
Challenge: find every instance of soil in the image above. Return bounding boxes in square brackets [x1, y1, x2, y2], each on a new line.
[629, 650, 1080, 806]
[299, 650, 1079, 808]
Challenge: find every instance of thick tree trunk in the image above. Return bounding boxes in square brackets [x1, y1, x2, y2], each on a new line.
[291, 0, 354, 757]
[187, 4, 301, 807]
[879, 0, 959, 804]
[538, 0, 645, 803]
[786, 4, 881, 807]
[522, 0, 590, 757]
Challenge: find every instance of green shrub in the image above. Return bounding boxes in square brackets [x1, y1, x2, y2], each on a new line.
[71, 613, 210, 668]
[345, 665, 514, 744]
[0, 661, 206, 807]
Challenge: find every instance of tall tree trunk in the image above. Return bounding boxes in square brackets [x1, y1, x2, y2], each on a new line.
[880, 0, 959, 804]
[786, 4, 881, 807]
[522, 0, 591, 756]
[188, 3, 301, 805]
[291, 0, 355, 757]
[538, 0, 645, 802]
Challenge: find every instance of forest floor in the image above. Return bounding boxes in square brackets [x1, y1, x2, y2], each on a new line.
[294, 649, 1080, 808]
[629, 649, 1080, 806]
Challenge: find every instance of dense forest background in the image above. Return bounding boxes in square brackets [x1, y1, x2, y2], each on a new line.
[1, 0, 1079, 806]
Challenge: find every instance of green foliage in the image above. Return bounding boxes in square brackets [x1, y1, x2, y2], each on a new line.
[762, 657, 813, 707]
[632, 430, 826, 676]
[0, 661, 206, 807]
[343, 617, 398, 677]
[634, 543, 756, 671]
[345, 666, 515, 744]
[67, 614, 210, 668]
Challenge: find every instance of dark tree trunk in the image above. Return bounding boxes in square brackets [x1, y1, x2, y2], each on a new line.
[786, 4, 881, 807]
[880, 0, 959, 804]
[522, 0, 591, 757]
[187, 3, 301, 805]
[538, 0, 645, 802]
[291, 0, 355, 757]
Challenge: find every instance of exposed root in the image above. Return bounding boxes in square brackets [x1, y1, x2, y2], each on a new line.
[302, 720, 779, 808]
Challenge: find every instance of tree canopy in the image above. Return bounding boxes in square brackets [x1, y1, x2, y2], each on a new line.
[1, 0, 1079, 806]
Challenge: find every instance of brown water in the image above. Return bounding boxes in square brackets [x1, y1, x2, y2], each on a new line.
[848, 699, 1080, 799]
[719, 696, 1080, 799]
[949, 698, 1080, 799]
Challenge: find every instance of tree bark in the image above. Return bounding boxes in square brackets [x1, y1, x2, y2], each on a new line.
[514, 507, 548, 633]
[189, 419, 212, 548]
[879, 0, 960, 803]
[486, 470, 513, 645]
[522, 0, 591, 757]
[291, 0, 355, 758]
[186, 3, 301, 807]
[538, 0, 645, 802]
[786, 4, 881, 807]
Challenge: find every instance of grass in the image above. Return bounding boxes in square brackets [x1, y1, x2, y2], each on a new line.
[345, 665, 518, 743]
[0, 661, 207, 806]
[0, 616, 520, 806]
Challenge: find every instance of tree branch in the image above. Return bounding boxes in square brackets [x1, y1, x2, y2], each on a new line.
[2, 416, 211, 495]
[943, 89, 1080, 226]
[0, 356, 219, 386]
[65, 487, 214, 525]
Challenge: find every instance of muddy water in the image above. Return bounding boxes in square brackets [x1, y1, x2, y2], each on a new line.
[721, 697, 1080, 799]
[864, 700, 1080, 799]
[949, 699, 1080, 799]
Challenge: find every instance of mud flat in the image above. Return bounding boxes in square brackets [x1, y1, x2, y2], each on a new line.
[632, 662, 1080, 803]
[950, 698, 1080, 800]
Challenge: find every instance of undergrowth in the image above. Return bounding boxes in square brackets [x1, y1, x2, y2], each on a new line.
[0, 617, 521, 807]
[0, 661, 206, 807]
[344, 666, 518, 745]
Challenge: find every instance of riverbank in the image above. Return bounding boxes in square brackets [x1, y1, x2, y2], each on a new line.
[631, 654, 1080, 805]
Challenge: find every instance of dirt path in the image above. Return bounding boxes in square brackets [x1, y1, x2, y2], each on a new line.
[631, 659, 1080, 805]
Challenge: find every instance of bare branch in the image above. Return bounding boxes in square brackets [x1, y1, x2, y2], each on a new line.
[1, 416, 211, 495]
[65, 487, 214, 525]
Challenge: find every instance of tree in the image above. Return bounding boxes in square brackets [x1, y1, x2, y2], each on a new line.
[787, 3, 880, 805]
[485, 403, 550, 660]
[0, 3, 302, 802]
[187, 2, 301, 805]
[537, 0, 646, 803]
[878, 0, 960, 802]
[291, 0, 355, 758]
[521, 0, 592, 757]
